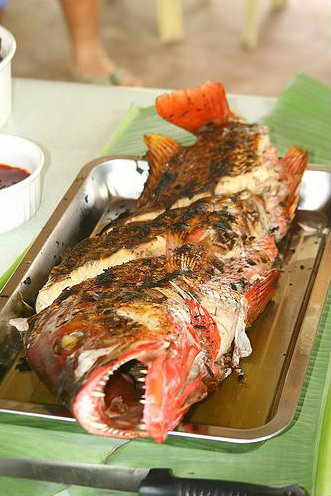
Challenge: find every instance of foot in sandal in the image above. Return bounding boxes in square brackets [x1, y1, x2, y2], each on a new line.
[60, 0, 142, 87]
[72, 45, 142, 86]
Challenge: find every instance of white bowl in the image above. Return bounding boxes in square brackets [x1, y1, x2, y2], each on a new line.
[0, 134, 44, 233]
[0, 25, 16, 128]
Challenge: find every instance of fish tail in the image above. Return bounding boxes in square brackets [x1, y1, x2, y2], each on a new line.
[138, 134, 182, 207]
[281, 146, 308, 221]
[246, 269, 281, 327]
[156, 82, 235, 135]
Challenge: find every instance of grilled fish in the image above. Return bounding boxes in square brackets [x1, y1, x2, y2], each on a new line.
[25, 82, 307, 442]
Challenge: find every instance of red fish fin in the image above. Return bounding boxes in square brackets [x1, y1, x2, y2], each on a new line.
[166, 229, 207, 272]
[156, 82, 234, 135]
[280, 146, 308, 220]
[138, 134, 181, 207]
[166, 231, 191, 271]
[246, 269, 281, 327]
[167, 249, 201, 273]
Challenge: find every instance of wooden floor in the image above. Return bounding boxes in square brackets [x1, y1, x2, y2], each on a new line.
[3, 0, 330, 96]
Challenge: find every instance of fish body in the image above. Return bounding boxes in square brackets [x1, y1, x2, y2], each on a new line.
[26, 82, 308, 442]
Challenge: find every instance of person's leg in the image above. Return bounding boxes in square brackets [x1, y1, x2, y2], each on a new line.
[0, 0, 8, 24]
[59, 0, 141, 85]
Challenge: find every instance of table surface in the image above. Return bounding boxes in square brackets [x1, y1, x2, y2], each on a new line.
[0, 78, 275, 275]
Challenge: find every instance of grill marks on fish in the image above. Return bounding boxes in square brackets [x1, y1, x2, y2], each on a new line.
[30, 219, 279, 368]
[37, 120, 281, 314]
[141, 122, 266, 209]
[36, 193, 271, 312]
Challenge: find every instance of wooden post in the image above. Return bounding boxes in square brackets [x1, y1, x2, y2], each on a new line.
[241, 0, 260, 49]
[271, 0, 288, 11]
[157, 0, 184, 44]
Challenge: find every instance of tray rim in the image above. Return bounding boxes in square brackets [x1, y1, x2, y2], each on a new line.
[0, 155, 330, 444]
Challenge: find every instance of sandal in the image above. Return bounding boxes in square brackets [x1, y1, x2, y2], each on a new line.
[72, 67, 142, 87]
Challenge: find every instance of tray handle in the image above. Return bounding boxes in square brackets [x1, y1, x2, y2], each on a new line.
[139, 468, 309, 496]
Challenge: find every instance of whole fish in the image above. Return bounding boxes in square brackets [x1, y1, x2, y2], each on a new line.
[25, 82, 307, 443]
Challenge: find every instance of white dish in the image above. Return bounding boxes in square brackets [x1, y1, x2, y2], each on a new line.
[0, 25, 16, 128]
[0, 134, 44, 234]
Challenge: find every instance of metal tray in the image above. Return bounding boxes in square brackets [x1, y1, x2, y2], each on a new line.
[0, 156, 330, 445]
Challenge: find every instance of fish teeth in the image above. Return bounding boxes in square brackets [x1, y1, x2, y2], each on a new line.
[92, 391, 105, 398]
[117, 420, 131, 427]
[99, 425, 111, 432]
[137, 377, 145, 382]
[140, 399, 147, 404]
[90, 420, 107, 430]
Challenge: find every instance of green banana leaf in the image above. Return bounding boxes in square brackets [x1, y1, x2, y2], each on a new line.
[0, 73, 330, 496]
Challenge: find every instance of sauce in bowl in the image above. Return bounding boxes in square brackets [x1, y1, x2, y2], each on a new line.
[0, 163, 30, 190]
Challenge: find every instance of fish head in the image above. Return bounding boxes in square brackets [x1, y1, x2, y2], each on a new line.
[72, 298, 209, 442]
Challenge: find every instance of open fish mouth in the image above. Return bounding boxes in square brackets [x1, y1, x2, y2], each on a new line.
[73, 355, 152, 439]
[72, 333, 209, 442]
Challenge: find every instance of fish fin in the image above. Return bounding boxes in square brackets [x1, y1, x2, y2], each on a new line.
[156, 82, 234, 135]
[167, 250, 200, 273]
[165, 233, 193, 272]
[144, 134, 181, 169]
[246, 269, 281, 327]
[166, 229, 206, 272]
[138, 134, 181, 207]
[281, 146, 308, 220]
[186, 299, 221, 361]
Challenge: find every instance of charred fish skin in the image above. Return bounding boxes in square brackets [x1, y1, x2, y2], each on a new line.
[26, 81, 308, 443]
[36, 193, 270, 311]
[140, 122, 274, 209]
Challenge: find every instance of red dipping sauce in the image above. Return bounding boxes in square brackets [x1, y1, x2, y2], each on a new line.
[0, 163, 30, 190]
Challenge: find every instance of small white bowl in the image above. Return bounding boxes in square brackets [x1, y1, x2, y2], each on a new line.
[0, 25, 16, 128]
[0, 134, 44, 233]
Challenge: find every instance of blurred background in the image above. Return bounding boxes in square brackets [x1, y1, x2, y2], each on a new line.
[2, 0, 330, 95]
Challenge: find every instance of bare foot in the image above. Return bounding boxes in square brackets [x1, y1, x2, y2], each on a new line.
[72, 45, 142, 86]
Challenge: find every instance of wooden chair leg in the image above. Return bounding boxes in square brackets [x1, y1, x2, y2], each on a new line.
[156, 0, 184, 44]
[241, 0, 260, 49]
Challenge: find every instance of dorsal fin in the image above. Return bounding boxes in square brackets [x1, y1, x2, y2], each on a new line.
[144, 134, 181, 170]
[156, 82, 234, 135]
[138, 134, 181, 207]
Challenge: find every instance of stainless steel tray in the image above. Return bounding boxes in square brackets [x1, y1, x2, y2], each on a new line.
[0, 156, 330, 445]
